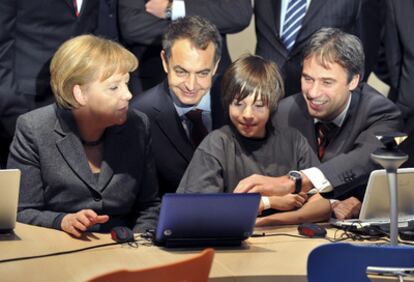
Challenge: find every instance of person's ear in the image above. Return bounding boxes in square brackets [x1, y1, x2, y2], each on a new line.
[348, 74, 360, 91]
[73, 84, 87, 106]
[161, 50, 169, 74]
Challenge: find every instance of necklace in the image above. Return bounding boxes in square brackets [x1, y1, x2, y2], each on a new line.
[80, 134, 105, 146]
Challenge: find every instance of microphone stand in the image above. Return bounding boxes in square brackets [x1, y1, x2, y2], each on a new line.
[371, 149, 408, 246]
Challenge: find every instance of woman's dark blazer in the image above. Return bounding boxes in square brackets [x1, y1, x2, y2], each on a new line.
[7, 104, 160, 233]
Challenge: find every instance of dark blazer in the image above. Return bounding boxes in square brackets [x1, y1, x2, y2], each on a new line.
[383, 0, 414, 119]
[96, 0, 119, 41]
[7, 104, 160, 233]
[383, 0, 414, 167]
[0, 0, 99, 117]
[118, 0, 252, 94]
[274, 83, 403, 199]
[358, 0, 386, 80]
[131, 80, 226, 196]
[254, 0, 360, 96]
[0, 0, 100, 168]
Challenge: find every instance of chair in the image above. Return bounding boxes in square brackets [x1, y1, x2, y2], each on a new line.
[307, 243, 414, 282]
[88, 248, 214, 282]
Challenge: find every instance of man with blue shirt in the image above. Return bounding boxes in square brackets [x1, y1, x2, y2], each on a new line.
[131, 16, 226, 196]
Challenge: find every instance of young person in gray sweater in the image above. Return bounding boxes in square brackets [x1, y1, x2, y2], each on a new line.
[177, 54, 331, 226]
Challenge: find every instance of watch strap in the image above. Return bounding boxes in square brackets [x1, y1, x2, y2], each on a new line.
[288, 170, 302, 194]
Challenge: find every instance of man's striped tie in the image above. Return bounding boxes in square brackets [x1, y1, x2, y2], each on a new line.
[315, 122, 337, 160]
[281, 0, 307, 51]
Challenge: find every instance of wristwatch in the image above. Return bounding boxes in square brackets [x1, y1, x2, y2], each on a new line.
[288, 170, 302, 194]
[165, 1, 173, 20]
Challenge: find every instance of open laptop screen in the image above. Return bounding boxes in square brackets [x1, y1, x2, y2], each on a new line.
[0, 169, 21, 233]
[155, 193, 260, 247]
[360, 168, 414, 220]
[331, 168, 414, 230]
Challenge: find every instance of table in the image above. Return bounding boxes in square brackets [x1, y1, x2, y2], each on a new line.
[0, 223, 344, 282]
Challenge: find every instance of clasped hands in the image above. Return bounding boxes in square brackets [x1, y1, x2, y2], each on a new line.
[234, 174, 362, 219]
[234, 174, 307, 212]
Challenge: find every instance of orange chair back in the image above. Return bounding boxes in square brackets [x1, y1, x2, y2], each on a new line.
[88, 248, 214, 282]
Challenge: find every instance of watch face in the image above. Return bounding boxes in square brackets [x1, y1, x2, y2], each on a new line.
[288, 171, 302, 194]
[289, 171, 301, 179]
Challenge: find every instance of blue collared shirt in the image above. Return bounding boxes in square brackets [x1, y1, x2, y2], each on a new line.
[280, 0, 311, 35]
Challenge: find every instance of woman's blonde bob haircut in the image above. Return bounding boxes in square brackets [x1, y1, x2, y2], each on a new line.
[50, 34, 138, 109]
[221, 54, 284, 114]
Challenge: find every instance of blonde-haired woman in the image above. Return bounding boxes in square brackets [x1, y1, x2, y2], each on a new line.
[8, 35, 159, 237]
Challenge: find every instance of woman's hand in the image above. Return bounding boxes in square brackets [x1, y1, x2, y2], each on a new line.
[61, 209, 109, 237]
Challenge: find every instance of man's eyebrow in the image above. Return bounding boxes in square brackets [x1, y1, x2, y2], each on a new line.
[173, 65, 188, 72]
[321, 77, 336, 82]
[302, 72, 336, 81]
[196, 68, 211, 73]
[172, 65, 211, 74]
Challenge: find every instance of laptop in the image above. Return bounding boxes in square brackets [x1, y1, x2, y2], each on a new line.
[331, 168, 414, 230]
[0, 169, 21, 234]
[154, 193, 260, 248]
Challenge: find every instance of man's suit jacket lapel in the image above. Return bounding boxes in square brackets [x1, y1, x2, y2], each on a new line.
[271, 0, 289, 58]
[283, 95, 318, 152]
[297, 98, 319, 153]
[260, 0, 324, 59]
[300, 0, 326, 34]
[153, 83, 194, 162]
[290, 0, 327, 56]
[324, 90, 361, 160]
[64, 0, 78, 16]
[271, 0, 282, 39]
[254, 0, 287, 59]
[54, 106, 100, 192]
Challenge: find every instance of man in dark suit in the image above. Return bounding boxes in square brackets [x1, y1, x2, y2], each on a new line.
[383, 0, 414, 167]
[131, 16, 226, 196]
[118, 0, 252, 94]
[235, 28, 402, 220]
[254, 0, 360, 97]
[96, 0, 119, 42]
[0, 0, 100, 168]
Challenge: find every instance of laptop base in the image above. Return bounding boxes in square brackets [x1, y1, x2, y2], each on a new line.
[155, 237, 244, 248]
[331, 219, 414, 238]
[0, 228, 14, 234]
